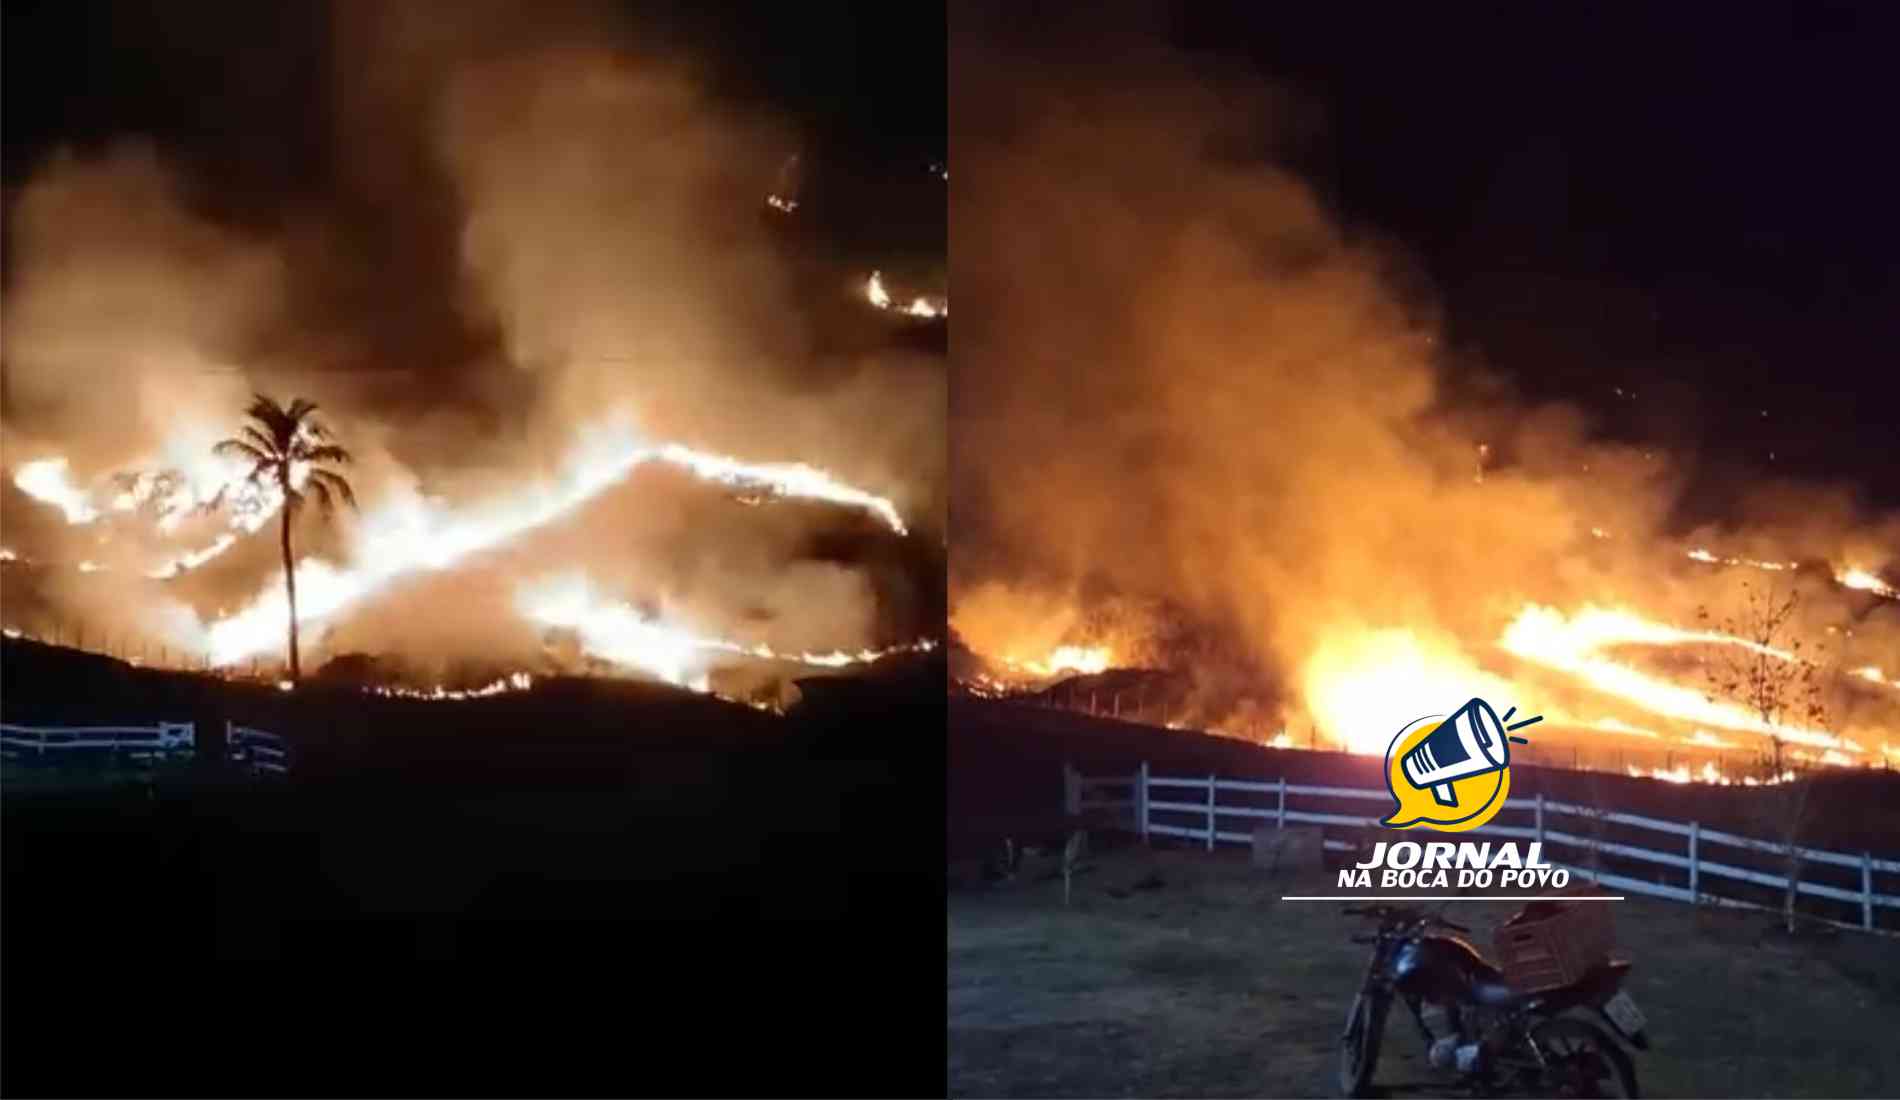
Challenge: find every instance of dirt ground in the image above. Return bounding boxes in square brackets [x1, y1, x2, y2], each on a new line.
[948, 844, 1900, 1098]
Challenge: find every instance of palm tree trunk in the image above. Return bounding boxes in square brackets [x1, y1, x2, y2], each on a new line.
[280, 503, 299, 682]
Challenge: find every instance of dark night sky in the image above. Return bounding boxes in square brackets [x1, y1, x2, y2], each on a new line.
[1170, 2, 1900, 517]
[2, 1, 944, 165]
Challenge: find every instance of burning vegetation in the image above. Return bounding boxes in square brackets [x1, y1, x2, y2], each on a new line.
[866, 270, 949, 320]
[947, 38, 1899, 783]
[1, 1, 944, 706]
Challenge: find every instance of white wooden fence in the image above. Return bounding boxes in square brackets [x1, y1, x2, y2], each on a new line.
[226, 721, 291, 775]
[1066, 762, 1900, 933]
[1, 721, 196, 761]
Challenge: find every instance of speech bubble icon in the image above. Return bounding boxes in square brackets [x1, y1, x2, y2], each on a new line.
[1380, 714, 1511, 832]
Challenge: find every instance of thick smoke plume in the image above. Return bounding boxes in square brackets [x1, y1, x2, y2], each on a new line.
[949, 32, 1897, 754]
[2, 1, 943, 688]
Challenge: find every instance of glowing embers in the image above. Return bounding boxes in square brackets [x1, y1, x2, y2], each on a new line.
[865, 271, 946, 319]
[518, 572, 934, 691]
[366, 672, 534, 701]
[767, 153, 802, 214]
[1626, 761, 1796, 786]
[1686, 547, 1798, 572]
[1682, 546, 1896, 600]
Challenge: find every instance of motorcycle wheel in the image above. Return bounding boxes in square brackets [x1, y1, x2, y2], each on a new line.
[1336, 992, 1389, 1098]
[1528, 1017, 1639, 1098]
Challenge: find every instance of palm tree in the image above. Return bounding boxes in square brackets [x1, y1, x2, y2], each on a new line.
[215, 395, 356, 682]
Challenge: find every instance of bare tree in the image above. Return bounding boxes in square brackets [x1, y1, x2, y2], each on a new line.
[1764, 777, 1817, 935]
[1696, 581, 1833, 934]
[1695, 581, 1827, 777]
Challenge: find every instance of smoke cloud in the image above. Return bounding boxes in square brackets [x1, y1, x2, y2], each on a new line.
[948, 30, 1897, 752]
[2, 0, 943, 689]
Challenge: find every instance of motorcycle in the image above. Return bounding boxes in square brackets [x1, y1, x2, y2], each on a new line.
[1337, 903, 1648, 1098]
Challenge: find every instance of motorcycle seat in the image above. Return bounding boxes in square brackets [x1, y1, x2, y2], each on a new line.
[1470, 980, 1526, 1008]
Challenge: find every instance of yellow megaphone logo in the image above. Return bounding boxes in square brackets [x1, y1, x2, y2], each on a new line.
[1380, 697, 1540, 832]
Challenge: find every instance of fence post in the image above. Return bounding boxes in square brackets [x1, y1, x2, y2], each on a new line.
[1205, 774, 1217, 850]
[1277, 776, 1287, 830]
[1136, 762, 1150, 842]
[1535, 793, 1545, 845]
[1688, 821, 1700, 903]
[1863, 851, 1875, 931]
[1064, 762, 1080, 817]
[1785, 847, 1800, 928]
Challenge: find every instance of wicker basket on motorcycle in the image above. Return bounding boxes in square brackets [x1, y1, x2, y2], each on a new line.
[1493, 890, 1615, 993]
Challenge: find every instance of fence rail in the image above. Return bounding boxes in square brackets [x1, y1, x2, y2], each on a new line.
[0, 719, 293, 779]
[226, 721, 291, 775]
[1, 721, 195, 760]
[1066, 762, 1900, 933]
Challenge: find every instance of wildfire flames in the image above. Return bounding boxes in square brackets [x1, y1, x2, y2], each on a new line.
[12, 424, 315, 580]
[947, 45, 1898, 786]
[1852, 666, 1899, 690]
[1495, 604, 1850, 751]
[1836, 565, 1900, 600]
[866, 271, 948, 319]
[0, 7, 945, 714]
[367, 672, 534, 701]
[992, 645, 1113, 680]
[5, 409, 917, 676]
[1683, 545, 1899, 602]
[14, 459, 101, 525]
[147, 534, 239, 581]
[1687, 547, 1797, 571]
[519, 572, 934, 690]
[1627, 761, 1797, 786]
[5, 410, 927, 696]
[965, 593, 1895, 780]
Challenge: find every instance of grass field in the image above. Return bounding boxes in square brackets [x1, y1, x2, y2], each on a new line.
[948, 843, 1900, 1098]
